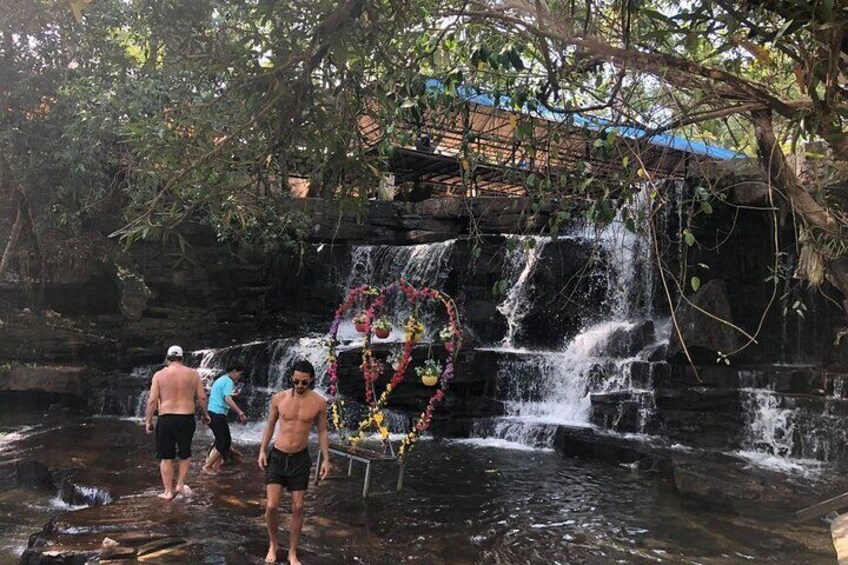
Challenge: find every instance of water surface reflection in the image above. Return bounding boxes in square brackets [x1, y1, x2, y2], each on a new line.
[0, 416, 835, 564]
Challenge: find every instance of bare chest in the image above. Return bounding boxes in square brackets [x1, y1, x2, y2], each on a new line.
[276, 396, 319, 425]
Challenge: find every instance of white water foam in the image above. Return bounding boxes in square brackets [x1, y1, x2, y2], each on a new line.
[346, 240, 456, 290]
[447, 437, 554, 452]
[733, 449, 826, 476]
[479, 193, 660, 448]
[498, 320, 639, 426]
[734, 387, 833, 474]
[497, 236, 551, 348]
[739, 388, 795, 459]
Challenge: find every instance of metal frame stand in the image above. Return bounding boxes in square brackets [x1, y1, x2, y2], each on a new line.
[316, 446, 405, 498]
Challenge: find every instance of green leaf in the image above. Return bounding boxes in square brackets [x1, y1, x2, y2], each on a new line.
[691, 276, 701, 292]
[492, 278, 510, 298]
[683, 230, 696, 247]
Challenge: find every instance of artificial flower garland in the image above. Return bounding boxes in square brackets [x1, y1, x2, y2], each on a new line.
[325, 279, 462, 457]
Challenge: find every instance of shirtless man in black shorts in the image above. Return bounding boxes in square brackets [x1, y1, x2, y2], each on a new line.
[144, 345, 211, 499]
[258, 360, 331, 565]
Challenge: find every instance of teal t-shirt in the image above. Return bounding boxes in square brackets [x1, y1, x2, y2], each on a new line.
[208, 374, 234, 415]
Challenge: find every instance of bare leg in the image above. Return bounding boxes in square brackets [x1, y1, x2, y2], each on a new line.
[158, 459, 174, 499]
[174, 458, 191, 494]
[203, 449, 221, 474]
[288, 490, 305, 565]
[265, 484, 283, 563]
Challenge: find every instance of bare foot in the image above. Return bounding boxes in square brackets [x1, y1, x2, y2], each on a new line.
[201, 465, 218, 476]
[157, 491, 174, 500]
[264, 546, 277, 563]
[288, 551, 301, 565]
[173, 485, 192, 499]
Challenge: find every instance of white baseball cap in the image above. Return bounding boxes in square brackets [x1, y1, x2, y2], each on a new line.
[166, 345, 184, 358]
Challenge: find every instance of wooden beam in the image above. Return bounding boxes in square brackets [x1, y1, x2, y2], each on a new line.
[795, 491, 848, 522]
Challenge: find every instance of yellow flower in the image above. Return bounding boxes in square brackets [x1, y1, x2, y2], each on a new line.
[379, 426, 389, 439]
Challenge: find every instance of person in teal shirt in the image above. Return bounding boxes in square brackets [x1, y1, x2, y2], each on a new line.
[202, 361, 248, 475]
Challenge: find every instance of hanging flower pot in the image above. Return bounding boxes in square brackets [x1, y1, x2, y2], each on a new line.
[439, 325, 455, 342]
[353, 312, 369, 333]
[415, 359, 442, 387]
[386, 349, 403, 370]
[421, 374, 439, 386]
[405, 317, 424, 344]
[374, 316, 392, 339]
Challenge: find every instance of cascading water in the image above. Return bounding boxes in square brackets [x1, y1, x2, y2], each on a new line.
[497, 236, 550, 349]
[346, 240, 455, 290]
[739, 388, 796, 459]
[476, 191, 662, 448]
[165, 335, 334, 444]
[345, 240, 456, 340]
[90, 366, 153, 418]
[97, 242, 460, 432]
[736, 372, 848, 471]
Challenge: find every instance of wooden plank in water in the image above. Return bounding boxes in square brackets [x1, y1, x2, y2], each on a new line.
[832, 513, 848, 564]
[796, 492, 848, 522]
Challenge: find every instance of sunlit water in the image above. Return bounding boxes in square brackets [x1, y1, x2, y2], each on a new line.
[0, 414, 837, 564]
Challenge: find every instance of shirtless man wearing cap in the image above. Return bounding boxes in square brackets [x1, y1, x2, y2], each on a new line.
[259, 359, 331, 565]
[144, 345, 211, 499]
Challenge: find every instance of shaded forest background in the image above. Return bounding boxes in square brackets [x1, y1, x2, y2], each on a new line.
[2, 0, 848, 360]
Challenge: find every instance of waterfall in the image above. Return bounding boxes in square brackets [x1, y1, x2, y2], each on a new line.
[497, 236, 550, 349]
[740, 388, 796, 459]
[736, 379, 848, 471]
[196, 336, 331, 395]
[191, 335, 335, 445]
[345, 240, 456, 340]
[89, 365, 154, 418]
[477, 190, 660, 448]
[346, 240, 455, 290]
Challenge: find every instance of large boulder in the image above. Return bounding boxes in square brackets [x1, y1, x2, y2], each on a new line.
[667, 279, 739, 361]
[0, 460, 55, 492]
[0, 365, 87, 396]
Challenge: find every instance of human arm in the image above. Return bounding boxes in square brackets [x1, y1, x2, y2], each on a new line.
[144, 375, 160, 433]
[317, 400, 330, 480]
[195, 372, 211, 425]
[225, 395, 247, 423]
[258, 394, 280, 469]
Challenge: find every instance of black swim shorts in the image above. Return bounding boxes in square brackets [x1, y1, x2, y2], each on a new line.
[265, 447, 311, 491]
[155, 414, 196, 460]
[208, 411, 232, 461]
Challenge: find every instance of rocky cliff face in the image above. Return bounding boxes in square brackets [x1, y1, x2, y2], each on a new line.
[2, 193, 847, 463]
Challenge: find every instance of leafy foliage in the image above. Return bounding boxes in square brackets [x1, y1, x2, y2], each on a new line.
[2, 0, 847, 301]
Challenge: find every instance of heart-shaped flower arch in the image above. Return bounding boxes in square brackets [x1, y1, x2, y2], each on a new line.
[325, 279, 462, 457]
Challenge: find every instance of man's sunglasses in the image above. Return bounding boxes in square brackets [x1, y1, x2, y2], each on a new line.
[293, 378, 311, 386]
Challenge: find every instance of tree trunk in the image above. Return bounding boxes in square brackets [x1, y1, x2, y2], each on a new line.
[751, 109, 848, 312]
[751, 110, 838, 232]
[0, 200, 24, 282]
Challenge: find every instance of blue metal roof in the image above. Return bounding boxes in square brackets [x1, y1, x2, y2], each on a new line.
[424, 79, 743, 160]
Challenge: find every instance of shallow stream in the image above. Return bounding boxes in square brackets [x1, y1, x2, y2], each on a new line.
[0, 412, 837, 564]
